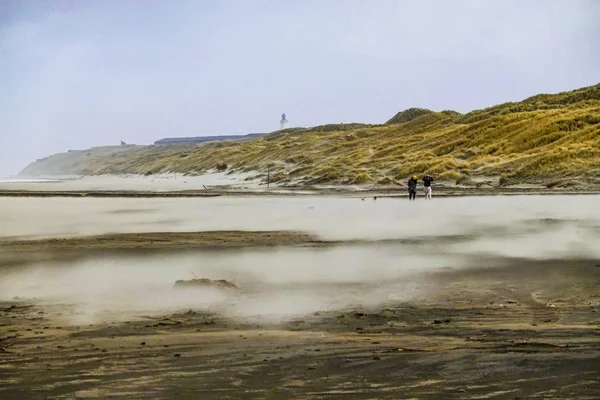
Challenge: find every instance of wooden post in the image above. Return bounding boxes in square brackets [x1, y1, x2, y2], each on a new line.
[266, 163, 273, 188]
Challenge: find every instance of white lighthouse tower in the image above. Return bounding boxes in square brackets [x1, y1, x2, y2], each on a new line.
[280, 113, 288, 130]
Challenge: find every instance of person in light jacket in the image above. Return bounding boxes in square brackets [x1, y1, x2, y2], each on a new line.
[422, 174, 434, 200]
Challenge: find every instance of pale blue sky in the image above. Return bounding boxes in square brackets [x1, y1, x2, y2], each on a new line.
[1, 0, 599, 175]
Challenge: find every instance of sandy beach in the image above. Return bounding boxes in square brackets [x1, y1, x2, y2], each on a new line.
[1, 193, 599, 399]
[3, 1, 599, 397]
[3, 174, 600, 199]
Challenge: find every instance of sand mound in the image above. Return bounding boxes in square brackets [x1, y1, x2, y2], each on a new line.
[174, 278, 238, 290]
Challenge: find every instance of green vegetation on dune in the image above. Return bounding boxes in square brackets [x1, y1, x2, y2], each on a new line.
[386, 108, 436, 124]
[20, 84, 600, 187]
[456, 84, 600, 124]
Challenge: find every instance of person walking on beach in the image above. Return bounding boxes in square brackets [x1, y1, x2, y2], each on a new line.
[407, 175, 418, 201]
[422, 174, 434, 200]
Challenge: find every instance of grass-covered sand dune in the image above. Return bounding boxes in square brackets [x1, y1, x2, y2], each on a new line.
[20, 84, 600, 188]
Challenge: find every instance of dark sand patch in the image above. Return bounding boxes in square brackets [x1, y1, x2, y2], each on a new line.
[0, 190, 223, 198]
[1, 259, 599, 399]
[0, 230, 321, 252]
[2, 186, 600, 198]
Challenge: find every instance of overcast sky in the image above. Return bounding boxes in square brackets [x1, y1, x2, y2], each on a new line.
[1, 0, 599, 176]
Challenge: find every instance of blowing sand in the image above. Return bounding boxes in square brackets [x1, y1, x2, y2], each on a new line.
[0, 173, 260, 192]
[3, 174, 600, 199]
[1, 195, 599, 399]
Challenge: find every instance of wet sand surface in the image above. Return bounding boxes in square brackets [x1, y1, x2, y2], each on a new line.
[1, 196, 600, 399]
[2, 259, 599, 399]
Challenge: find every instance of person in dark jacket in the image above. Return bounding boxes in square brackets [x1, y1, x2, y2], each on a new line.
[422, 174, 434, 200]
[407, 175, 418, 200]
